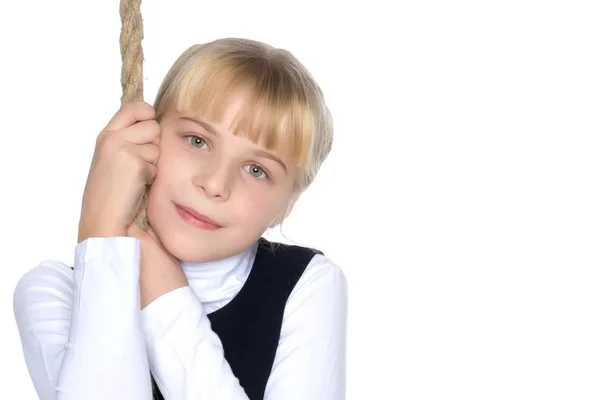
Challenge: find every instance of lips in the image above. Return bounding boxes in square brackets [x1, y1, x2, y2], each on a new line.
[174, 203, 221, 228]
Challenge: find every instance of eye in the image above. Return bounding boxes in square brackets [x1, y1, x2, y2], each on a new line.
[186, 135, 208, 149]
[244, 164, 268, 180]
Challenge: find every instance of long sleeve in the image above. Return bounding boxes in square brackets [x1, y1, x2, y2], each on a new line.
[142, 287, 249, 399]
[13, 237, 153, 400]
[264, 254, 348, 399]
[141, 254, 347, 399]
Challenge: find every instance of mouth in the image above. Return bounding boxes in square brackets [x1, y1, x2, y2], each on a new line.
[174, 203, 222, 230]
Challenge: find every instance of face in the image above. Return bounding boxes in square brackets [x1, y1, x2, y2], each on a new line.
[146, 92, 299, 262]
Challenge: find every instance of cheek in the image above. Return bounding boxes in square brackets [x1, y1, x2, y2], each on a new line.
[233, 187, 288, 226]
[154, 147, 191, 187]
[147, 149, 191, 212]
[147, 149, 191, 227]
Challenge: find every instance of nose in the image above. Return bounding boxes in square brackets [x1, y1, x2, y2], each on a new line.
[193, 161, 232, 202]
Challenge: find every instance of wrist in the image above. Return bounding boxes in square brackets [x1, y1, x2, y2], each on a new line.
[140, 264, 188, 309]
[77, 224, 127, 243]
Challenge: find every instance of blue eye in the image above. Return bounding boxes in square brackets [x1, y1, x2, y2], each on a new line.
[244, 164, 268, 180]
[187, 135, 208, 149]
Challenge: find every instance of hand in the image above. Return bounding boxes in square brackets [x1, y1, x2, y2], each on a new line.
[127, 224, 188, 309]
[78, 101, 160, 243]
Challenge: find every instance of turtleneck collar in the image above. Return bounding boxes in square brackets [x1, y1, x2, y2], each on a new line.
[177, 242, 258, 314]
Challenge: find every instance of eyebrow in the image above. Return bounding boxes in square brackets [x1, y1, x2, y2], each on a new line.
[180, 116, 220, 137]
[253, 149, 288, 174]
[179, 116, 288, 174]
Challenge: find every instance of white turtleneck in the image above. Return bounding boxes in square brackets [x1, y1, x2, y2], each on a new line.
[13, 237, 347, 400]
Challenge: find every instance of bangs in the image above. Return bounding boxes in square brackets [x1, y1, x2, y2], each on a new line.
[155, 51, 314, 167]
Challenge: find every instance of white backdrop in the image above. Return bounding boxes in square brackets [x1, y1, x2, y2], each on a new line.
[1, 0, 599, 398]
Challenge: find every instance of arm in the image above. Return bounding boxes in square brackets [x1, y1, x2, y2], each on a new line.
[135, 225, 250, 398]
[141, 255, 347, 399]
[265, 255, 348, 399]
[13, 237, 152, 400]
[141, 287, 249, 399]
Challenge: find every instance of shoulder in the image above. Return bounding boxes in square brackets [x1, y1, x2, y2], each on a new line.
[294, 253, 347, 301]
[259, 238, 347, 293]
[13, 259, 75, 318]
[283, 251, 348, 322]
[258, 237, 347, 308]
[280, 252, 347, 347]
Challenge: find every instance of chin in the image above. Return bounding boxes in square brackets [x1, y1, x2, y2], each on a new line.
[159, 228, 220, 263]
[147, 194, 265, 263]
[157, 226, 259, 263]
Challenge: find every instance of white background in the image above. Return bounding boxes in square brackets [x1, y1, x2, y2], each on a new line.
[1, 0, 599, 398]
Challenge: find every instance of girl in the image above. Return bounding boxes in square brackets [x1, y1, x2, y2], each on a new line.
[13, 38, 347, 399]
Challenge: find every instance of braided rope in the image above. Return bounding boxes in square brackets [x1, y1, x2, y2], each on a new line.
[119, 0, 149, 232]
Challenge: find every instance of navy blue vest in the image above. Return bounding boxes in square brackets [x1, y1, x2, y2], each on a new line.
[152, 237, 323, 399]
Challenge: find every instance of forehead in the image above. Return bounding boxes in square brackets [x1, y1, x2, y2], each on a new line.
[167, 107, 297, 170]
[158, 69, 313, 168]
[173, 94, 295, 160]
[187, 90, 249, 133]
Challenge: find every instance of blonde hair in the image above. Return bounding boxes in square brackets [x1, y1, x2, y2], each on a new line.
[153, 38, 333, 195]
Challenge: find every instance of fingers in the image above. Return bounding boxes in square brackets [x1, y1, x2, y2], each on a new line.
[123, 141, 159, 184]
[104, 101, 156, 132]
[122, 120, 161, 145]
[130, 142, 160, 165]
[144, 162, 158, 184]
[125, 144, 158, 183]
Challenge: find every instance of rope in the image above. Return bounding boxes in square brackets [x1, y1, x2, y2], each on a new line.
[119, 0, 149, 231]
